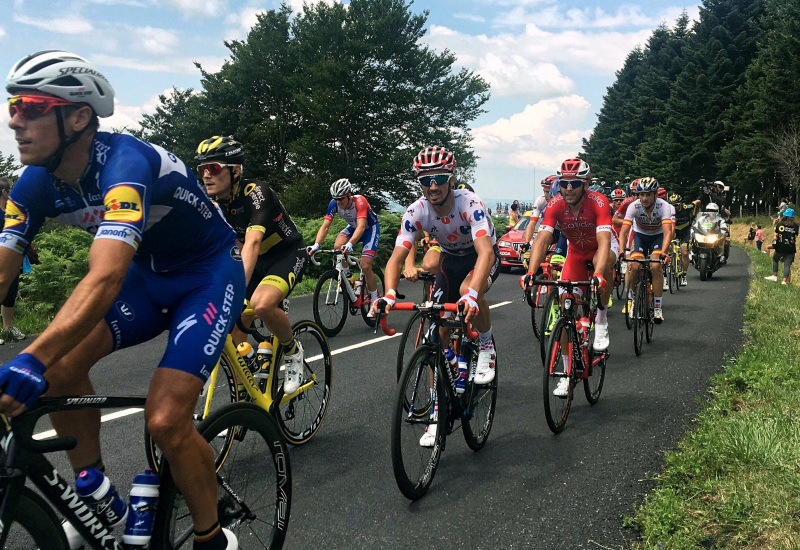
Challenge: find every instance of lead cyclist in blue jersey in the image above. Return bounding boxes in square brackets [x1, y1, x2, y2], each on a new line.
[0, 51, 242, 549]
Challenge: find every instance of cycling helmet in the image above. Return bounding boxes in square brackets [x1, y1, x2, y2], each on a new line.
[668, 193, 682, 204]
[330, 178, 353, 198]
[713, 180, 724, 189]
[455, 182, 474, 192]
[629, 179, 640, 194]
[557, 158, 591, 180]
[611, 188, 626, 200]
[412, 145, 456, 175]
[195, 136, 244, 165]
[636, 177, 659, 193]
[657, 187, 667, 199]
[591, 177, 599, 185]
[705, 203, 719, 212]
[589, 184, 604, 193]
[6, 50, 115, 117]
[541, 175, 558, 190]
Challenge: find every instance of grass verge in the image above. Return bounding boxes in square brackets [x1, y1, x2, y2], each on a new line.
[628, 223, 800, 549]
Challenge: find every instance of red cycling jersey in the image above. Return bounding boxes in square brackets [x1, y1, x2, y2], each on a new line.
[614, 195, 637, 220]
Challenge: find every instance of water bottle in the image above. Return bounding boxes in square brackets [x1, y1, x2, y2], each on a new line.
[455, 355, 468, 394]
[444, 348, 458, 380]
[237, 342, 258, 374]
[75, 468, 128, 529]
[123, 469, 160, 547]
[256, 341, 273, 380]
[577, 317, 591, 347]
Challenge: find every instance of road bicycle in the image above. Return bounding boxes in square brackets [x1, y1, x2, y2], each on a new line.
[613, 255, 626, 300]
[145, 304, 331, 470]
[380, 302, 497, 501]
[0, 398, 291, 549]
[625, 257, 658, 356]
[534, 257, 565, 364]
[525, 250, 563, 341]
[539, 278, 608, 434]
[665, 239, 682, 293]
[311, 250, 385, 336]
[394, 271, 436, 379]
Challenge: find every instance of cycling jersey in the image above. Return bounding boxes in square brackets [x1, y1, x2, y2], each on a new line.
[395, 189, 496, 256]
[0, 131, 235, 271]
[673, 203, 696, 230]
[217, 178, 303, 255]
[614, 195, 637, 220]
[325, 195, 379, 230]
[529, 195, 549, 223]
[622, 198, 675, 236]
[538, 191, 612, 256]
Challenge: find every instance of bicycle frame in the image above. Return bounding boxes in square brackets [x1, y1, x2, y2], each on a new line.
[314, 250, 363, 305]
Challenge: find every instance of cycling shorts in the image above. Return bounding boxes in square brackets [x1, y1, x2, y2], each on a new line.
[338, 223, 380, 258]
[250, 245, 308, 299]
[610, 233, 620, 259]
[433, 245, 500, 304]
[676, 225, 691, 245]
[630, 232, 664, 259]
[560, 247, 595, 285]
[104, 242, 246, 382]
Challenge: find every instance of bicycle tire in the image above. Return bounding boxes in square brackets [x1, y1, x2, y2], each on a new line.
[152, 402, 291, 550]
[583, 346, 606, 405]
[391, 346, 446, 501]
[666, 262, 675, 294]
[463, 337, 498, 451]
[623, 279, 633, 330]
[646, 283, 655, 343]
[615, 266, 625, 300]
[272, 320, 332, 445]
[0, 486, 69, 550]
[396, 309, 430, 380]
[543, 317, 572, 434]
[360, 267, 386, 328]
[633, 282, 646, 356]
[313, 270, 349, 337]
[525, 283, 537, 308]
[529, 287, 541, 340]
[539, 289, 559, 364]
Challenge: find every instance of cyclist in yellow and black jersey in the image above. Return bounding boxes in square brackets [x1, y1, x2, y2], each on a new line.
[669, 193, 701, 287]
[196, 136, 308, 393]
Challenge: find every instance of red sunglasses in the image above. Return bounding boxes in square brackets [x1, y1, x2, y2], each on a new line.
[197, 163, 238, 176]
[8, 95, 78, 120]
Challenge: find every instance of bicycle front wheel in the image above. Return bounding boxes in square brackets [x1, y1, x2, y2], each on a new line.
[633, 283, 646, 356]
[463, 338, 498, 451]
[529, 284, 543, 340]
[313, 270, 349, 337]
[360, 267, 385, 328]
[153, 403, 291, 550]
[396, 310, 430, 380]
[539, 289, 559, 364]
[543, 317, 573, 434]
[391, 346, 446, 501]
[666, 262, 675, 294]
[0, 487, 69, 550]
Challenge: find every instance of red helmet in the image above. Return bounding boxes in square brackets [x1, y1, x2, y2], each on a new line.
[611, 188, 626, 200]
[412, 145, 456, 175]
[657, 187, 667, 199]
[629, 179, 640, 193]
[541, 174, 558, 190]
[557, 158, 591, 180]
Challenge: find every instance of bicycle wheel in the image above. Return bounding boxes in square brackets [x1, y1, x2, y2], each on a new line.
[0, 487, 69, 550]
[313, 270, 349, 337]
[152, 403, 291, 550]
[623, 280, 633, 330]
[391, 346, 446, 501]
[539, 289, 559, 364]
[615, 265, 625, 300]
[583, 336, 606, 405]
[273, 320, 332, 445]
[672, 254, 682, 292]
[360, 267, 386, 328]
[463, 338, 498, 451]
[666, 262, 675, 294]
[646, 285, 655, 343]
[396, 310, 430, 380]
[633, 283, 646, 356]
[543, 317, 572, 434]
[529, 287, 541, 340]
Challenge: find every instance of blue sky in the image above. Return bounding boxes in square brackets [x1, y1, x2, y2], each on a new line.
[0, 0, 700, 202]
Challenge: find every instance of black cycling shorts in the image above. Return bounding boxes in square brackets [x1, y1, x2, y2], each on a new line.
[432, 245, 500, 304]
[676, 225, 691, 245]
[249, 245, 308, 299]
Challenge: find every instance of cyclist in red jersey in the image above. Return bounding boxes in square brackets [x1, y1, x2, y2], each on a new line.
[525, 159, 613, 370]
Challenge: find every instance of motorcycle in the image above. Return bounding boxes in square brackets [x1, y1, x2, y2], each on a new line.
[690, 213, 729, 280]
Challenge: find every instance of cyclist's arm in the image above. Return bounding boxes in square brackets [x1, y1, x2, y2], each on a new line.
[24, 238, 135, 366]
[384, 245, 411, 297]
[470, 235, 495, 294]
[313, 217, 333, 246]
[523, 216, 538, 243]
[241, 229, 263, 287]
[617, 223, 631, 253]
[0, 247, 24, 303]
[660, 223, 674, 254]
[526, 228, 554, 277]
[594, 230, 611, 273]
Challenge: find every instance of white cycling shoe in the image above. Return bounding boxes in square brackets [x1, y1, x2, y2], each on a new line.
[654, 307, 664, 324]
[553, 377, 570, 397]
[282, 341, 305, 394]
[474, 341, 496, 385]
[593, 323, 609, 351]
[419, 424, 437, 447]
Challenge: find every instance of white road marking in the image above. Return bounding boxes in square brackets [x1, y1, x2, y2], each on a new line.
[33, 407, 143, 440]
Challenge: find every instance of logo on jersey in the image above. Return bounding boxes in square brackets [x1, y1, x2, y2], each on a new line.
[474, 209, 485, 222]
[4, 200, 26, 229]
[174, 314, 198, 345]
[115, 301, 135, 321]
[104, 185, 143, 222]
[230, 245, 242, 261]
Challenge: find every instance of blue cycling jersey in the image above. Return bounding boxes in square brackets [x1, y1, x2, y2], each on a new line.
[0, 132, 235, 271]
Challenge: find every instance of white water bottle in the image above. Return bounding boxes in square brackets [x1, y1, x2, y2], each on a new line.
[123, 469, 160, 546]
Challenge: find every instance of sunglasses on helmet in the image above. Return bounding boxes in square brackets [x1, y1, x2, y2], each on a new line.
[8, 95, 78, 120]
[558, 179, 584, 190]
[418, 174, 451, 188]
[197, 163, 238, 176]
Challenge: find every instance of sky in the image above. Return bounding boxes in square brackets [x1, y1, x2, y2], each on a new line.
[0, 0, 701, 202]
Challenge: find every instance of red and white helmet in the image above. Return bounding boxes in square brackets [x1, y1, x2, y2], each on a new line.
[541, 175, 558, 190]
[657, 187, 667, 199]
[557, 158, 591, 180]
[611, 188, 627, 200]
[630, 179, 640, 194]
[412, 146, 457, 175]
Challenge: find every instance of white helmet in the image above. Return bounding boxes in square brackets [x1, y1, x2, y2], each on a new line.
[6, 50, 114, 117]
[330, 178, 353, 198]
[705, 203, 719, 212]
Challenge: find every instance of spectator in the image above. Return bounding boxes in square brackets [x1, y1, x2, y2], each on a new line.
[747, 225, 756, 246]
[0, 177, 26, 344]
[755, 225, 765, 253]
[509, 202, 520, 225]
[765, 209, 797, 284]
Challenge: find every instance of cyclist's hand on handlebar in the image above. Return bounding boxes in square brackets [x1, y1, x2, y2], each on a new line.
[591, 272, 608, 293]
[370, 290, 396, 317]
[306, 242, 320, 256]
[521, 272, 535, 290]
[403, 265, 419, 282]
[457, 287, 480, 324]
[0, 353, 48, 415]
[341, 242, 353, 254]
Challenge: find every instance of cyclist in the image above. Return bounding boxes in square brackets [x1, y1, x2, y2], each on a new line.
[523, 176, 567, 262]
[0, 51, 242, 549]
[613, 180, 640, 314]
[524, 158, 614, 396]
[196, 135, 308, 394]
[374, 145, 499, 445]
[668, 193, 701, 286]
[617, 177, 675, 324]
[308, 178, 381, 305]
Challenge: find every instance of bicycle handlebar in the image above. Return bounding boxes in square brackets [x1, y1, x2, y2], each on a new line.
[309, 249, 360, 268]
[377, 301, 478, 340]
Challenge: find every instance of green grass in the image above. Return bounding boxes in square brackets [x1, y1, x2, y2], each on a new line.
[628, 228, 800, 549]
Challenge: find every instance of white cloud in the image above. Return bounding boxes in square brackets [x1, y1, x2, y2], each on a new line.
[491, 3, 700, 29]
[453, 13, 486, 24]
[0, 27, 6, 40]
[133, 26, 180, 55]
[13, 14, 93, 35]
[473, 95, 592, 170]
[162, 0, 220, 16]
[92, 53, 224, 76]
[224, 7, 265, 43]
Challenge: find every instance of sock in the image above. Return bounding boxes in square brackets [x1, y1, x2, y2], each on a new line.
[478, 328, 493, 345]
[193, 522, 227, 550]
[561, 354, 570, 373]
[370, 289, 378, 301]
[628, 289, 634, 300]
[281, 338, 298, 356]
[73, 456, 105, 477]
[596, 307, 608, 325]
[655, 297, 662, 308]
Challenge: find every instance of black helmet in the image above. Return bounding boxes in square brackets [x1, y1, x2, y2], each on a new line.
[195, 136, 244, 165]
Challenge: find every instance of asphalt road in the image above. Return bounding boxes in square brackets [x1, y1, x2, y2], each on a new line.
[0, 246, 750, 549]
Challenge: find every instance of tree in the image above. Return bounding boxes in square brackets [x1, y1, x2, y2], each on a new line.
[0, 151, 21, 181]
[768, 120, 800, 206]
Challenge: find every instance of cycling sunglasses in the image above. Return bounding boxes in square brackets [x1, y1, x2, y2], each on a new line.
[418, 174, 452, 188]
[197, 163, 238, 176]
[558, 179, 584, 190]
[8, 95, 78, 120]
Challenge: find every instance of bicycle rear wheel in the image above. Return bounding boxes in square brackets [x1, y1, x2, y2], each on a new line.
[396, 310, 430, 380]
[646, 285, 655, 343]
[313, 270, 349, 337]
[391, 346, 446, 501]
[666, 262, 675, 294]
[633, 283, 646, 356]
[539, 289, 559, 364]
[583, 348, 606, 405]
[623, 280, 633, 330]
[615, 264, 625, 300]
[463, 338, 498, 451]
[152, 403, 291, 550]
[0, 486, 69, 550]
[543, 317, 573, 434]
[360, 267, 385, 328]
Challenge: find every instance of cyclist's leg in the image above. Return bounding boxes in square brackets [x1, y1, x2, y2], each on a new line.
[248, 248, 307, 345]
[359, 224, 380, 294]
[421, 246, 440, 274]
